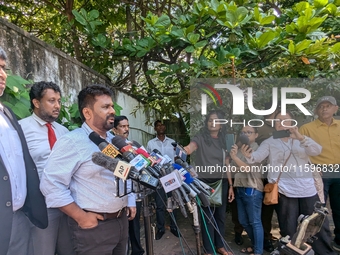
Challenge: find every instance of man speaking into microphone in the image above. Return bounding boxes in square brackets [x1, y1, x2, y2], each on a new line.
[40, 85, 136, 255]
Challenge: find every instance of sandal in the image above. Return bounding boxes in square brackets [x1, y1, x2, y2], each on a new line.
[216, 247, 233, 255]
[240, 246, 254, 254]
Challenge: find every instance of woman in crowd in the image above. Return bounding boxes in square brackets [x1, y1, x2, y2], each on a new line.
[184, 110, 234, 255]
[229, 126, 263, 255]
[241, 111, 336, 255]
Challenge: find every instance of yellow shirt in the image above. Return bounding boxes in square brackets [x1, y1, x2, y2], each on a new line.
[299, 118, 340, 165]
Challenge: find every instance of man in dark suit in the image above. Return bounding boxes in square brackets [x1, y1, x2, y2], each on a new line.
[0, 46, 48, 255]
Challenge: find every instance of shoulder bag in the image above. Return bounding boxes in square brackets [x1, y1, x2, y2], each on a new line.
[207, 149, 225, 207]
[263, 151, 291, 205]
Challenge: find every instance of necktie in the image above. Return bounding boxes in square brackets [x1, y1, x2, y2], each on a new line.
[46, 123, 57, 149]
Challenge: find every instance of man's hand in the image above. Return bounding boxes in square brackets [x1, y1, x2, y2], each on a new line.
[127, 206, 137, 220]
[77, 211, 104, 229]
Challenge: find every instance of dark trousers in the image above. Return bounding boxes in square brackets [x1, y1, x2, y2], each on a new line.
[68, 213, 128, 255]
[277, 193, 336, 255]
[128, 201, 144, 255]
[323, 178, 340, 244]
[230, 199, 244, 235]
[261, 178, 275, 241]
[200, 182, 229, 254]
[154, 188, 176, 231]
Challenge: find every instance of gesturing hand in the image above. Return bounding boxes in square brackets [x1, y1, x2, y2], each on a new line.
[240, 144, 252, 159]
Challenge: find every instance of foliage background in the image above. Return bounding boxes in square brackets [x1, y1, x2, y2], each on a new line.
[1, 0, 340, 135]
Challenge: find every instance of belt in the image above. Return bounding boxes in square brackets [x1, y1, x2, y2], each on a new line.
[84, 207, 126, 220]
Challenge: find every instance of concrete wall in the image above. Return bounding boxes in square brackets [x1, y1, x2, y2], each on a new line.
[0, 17, 155, 143]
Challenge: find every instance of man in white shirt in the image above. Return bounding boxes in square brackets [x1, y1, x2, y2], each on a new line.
[19, 81, 74, 255]
[0, 47, 47, 255]
[146, 120, 178, 240]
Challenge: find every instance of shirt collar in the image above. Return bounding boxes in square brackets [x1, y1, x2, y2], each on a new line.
[316, 118, 338, 127]
[155, 135, 169, 142]
[32, 112, 52, 126]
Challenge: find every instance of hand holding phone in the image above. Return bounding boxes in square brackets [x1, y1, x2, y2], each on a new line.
[272, 130, 290, 139]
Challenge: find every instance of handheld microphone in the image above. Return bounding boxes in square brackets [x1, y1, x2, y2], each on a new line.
[122, 151, 160, 178]
[131, 140, 147, 152]
[92, 152, 159, 189]
[112, 136, 136, 154]
[89, 132, 121, 158]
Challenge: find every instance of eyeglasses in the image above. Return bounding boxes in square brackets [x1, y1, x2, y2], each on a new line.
[241, 131, 254, 135]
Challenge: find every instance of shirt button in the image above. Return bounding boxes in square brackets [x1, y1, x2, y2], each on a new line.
[6, 201, 11, 207]
[3, 175, 8, 181]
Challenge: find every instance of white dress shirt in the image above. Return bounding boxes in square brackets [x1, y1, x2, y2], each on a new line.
[19, 113, 69, 180]
[146, 136, 176, 163]
[247, 136, 320, 198]
[0, 104, 26, 211]
[40, 122, 135, 212]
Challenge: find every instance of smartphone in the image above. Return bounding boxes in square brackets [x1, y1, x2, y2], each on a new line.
[226, 133, 235, 152]
[272, 130, 290, 139]
[245, 187, 255, 196]
[236, 134, 249, 148]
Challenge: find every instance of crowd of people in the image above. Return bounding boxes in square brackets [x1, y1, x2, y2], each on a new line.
[1, 44, 340, 255]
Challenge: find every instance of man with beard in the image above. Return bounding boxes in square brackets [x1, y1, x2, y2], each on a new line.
[19, 81, 74, 255]
[113, 116, 144, 255]
[40, 84, 136, 255]
[0, 47, 47, 255]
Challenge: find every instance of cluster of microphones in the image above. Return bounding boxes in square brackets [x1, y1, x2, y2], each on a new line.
[89, 132, 213, 218]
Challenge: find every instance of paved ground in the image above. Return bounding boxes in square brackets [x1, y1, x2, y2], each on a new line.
[131, 201, 336, 255]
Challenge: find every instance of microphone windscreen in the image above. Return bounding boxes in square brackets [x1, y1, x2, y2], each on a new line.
[153, 149, 162, 155]
[132, 140, 142, 148]
[198, 192, 210, 207]
[89, 132, 105, 146]
[112, 136, 127, 150]
[92, 152, 119, 170]
[238, 134, 249, 146]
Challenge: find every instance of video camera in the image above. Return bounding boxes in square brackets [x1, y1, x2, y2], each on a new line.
[271, 201, 328, 255]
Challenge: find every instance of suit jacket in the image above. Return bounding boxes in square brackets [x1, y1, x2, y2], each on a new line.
[0, 106, 48, 255]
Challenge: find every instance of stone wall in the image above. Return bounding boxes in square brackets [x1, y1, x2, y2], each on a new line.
[0, 17, 156, 142]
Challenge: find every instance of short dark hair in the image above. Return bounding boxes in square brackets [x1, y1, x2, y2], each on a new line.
[114, 115, 128, 128]
[154, 120, 162, 128]
[78, 84, 113, 122]
[0, 47, 7, 60]
[29, 81, 62, 110]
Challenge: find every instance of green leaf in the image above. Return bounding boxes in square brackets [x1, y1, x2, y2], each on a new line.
[260, 16, 275, 25]
[257, 30, 276, 48]
[314, 0, 328, 8]
[254, 6, 260, 22]
[155, 15, 171, 28]
[295, 40, 312, 53]
[72, 10, 87, 25]
[194, 40, 208, 48]
[331, 42, 340, 53]
[288, 40, 295, 54]
[187, 33, 200, 44]
[185, 45, 195, 53]
[88, 10, 99, 20]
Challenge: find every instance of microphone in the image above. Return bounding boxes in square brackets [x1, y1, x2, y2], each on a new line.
[122, 151, 160, 178]
[89, 132, 121, 158]
[173, 163, 210, 207]
[92, 152, 159, 189]
[131, 140, 147, 152]
[111, 136, 136, 154]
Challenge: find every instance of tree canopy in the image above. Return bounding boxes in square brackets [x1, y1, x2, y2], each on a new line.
[1, 0, 340, 129]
